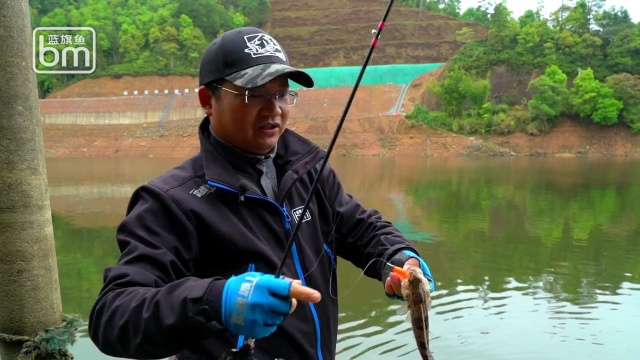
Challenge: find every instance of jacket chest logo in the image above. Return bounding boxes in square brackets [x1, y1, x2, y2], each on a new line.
[190, 184, 216, 198]
[291, 206, 311, 223]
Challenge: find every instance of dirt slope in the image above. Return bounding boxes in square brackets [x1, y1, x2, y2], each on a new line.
[42, 112, 640, 159]
[266, 0, 487, 68]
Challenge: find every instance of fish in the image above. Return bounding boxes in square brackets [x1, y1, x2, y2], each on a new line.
[398, 265, 435, 360]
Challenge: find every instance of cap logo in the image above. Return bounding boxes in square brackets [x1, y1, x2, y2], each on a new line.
[244, 33, 286, 62]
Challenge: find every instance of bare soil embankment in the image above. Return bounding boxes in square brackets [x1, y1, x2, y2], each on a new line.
[42, 74, 640, 159]
[43, 114, 640, 159]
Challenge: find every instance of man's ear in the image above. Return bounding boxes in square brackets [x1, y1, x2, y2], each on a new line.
[198, 86, 214, 116]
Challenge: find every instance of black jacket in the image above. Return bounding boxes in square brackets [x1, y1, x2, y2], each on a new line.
[88, 117, 420, 360]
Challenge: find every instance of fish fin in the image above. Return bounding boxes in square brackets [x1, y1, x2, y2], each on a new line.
[396, 305, 409, 316]
[420, 278, 432, 312]
[417, 300, 431, 352]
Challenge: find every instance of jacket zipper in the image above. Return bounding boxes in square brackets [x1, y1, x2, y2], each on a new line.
[207, 181, 324, 360]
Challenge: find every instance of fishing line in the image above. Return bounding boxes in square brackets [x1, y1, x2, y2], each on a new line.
[274, 0, 397, 278]
[226, 1, 398, 357]
[299, 212, 341, 286]
[299, 210, 404, 300]
[330, 257, 401, 299]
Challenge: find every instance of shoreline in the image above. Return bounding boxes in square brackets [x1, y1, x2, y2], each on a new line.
[42, 116, 640, 160]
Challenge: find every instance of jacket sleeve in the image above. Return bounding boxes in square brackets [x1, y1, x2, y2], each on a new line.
[88, 183, 226, 359]
[320, 164, 421, 281]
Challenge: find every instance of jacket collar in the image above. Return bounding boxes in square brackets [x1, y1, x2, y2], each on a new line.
[198, 117, 325, 190]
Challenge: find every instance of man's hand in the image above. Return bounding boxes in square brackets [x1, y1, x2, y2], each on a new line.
[288, 278, 322, 314]
[384, 258, 419, 299]
[221, 272, 321, 339]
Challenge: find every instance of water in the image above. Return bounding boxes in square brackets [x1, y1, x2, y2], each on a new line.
[42, 156, 640, 359]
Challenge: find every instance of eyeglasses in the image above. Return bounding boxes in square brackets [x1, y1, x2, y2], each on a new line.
[211, 83, 299, 106]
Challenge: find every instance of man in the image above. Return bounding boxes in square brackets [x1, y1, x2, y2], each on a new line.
[88, 26, 435, 360]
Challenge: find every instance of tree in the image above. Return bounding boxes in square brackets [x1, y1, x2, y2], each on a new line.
[176, 0, 241, 40]
[572, 68, 602, 118]
[487, 2, 517, 51]
[235, 0, 271, 27]
[583, 0, 606, 27]
[571, 68, 622, 125]
[592, 86, 623, 125]
[39, 8, 67, 27]
[518, 9, 541, 29]
[561, 0, 606, 33]
[564, 0, 590, 35]
[119, 23, 146, 63]
[430, 67, 491, 118]
[178, 15, 208, 69]
[514, 15, 555, 68]
[549, 2, 575, 31]
[606, 73, 640, 130]
[527, 65, 570, 124]
[442, 0, 462, 17]
[80, 0, 120, 65]
[553, 29, 582, 73]
[594, 6, 635, 48]
[515, 23, 543, 67]
[460, 6, 490, 26]
[0, 1, 64, 359]
[573, 33, 604, 75]
[606, 24, 640, 76]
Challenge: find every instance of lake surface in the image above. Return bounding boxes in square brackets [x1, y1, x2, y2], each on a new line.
[42, 156, 640, 359]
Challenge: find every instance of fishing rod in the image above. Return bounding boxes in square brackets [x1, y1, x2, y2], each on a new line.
[220, 1, 397, 359]
[275, 0, 396, 278]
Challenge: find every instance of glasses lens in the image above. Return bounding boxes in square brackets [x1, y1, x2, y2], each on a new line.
[273, 91, 296, 106]
[283, 91, 297, 106]
[245, 91, 298, 106]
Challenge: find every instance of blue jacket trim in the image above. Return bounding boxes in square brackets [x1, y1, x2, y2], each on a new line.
[208, 181, 324, 359]
[292, 242, 323, 360]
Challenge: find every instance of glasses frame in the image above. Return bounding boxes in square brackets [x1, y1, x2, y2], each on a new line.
[211, 83, 299, 106]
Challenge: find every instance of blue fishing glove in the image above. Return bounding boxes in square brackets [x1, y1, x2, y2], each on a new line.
[402, 250, 435, 292]
[383, 250, 435, 301]
[221, 272, 293, 339]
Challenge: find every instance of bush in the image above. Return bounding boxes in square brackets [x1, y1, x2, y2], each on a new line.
[525, 119, 553, 136]
[491, 112, 518, 134]
[405, 105, 453, 131]
[405, 105, 431, 125]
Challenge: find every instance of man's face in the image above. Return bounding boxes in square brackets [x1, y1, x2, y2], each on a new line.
[199, 75, 292, 155]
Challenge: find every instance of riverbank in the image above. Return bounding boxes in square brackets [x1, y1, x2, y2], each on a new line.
[43, 115, 640, 159]
[41, 76, 640, 159]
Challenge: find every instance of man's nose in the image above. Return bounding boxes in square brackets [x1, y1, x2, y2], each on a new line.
[260, 96, 283, 115]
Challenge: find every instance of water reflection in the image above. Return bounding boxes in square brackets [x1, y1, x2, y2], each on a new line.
[44, 156, 640, 359]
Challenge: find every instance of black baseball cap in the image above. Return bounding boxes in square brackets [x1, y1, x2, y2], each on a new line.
[198, 27, 314, 89]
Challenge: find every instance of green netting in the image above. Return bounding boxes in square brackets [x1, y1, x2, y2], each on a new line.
[290, 63, 444, 89]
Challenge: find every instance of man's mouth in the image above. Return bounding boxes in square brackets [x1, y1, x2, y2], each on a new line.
[258, 123, 279, 130]
[257, 123, 280, 136]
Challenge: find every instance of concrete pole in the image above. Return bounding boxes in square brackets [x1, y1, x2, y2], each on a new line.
[0, 1, 64, 359]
